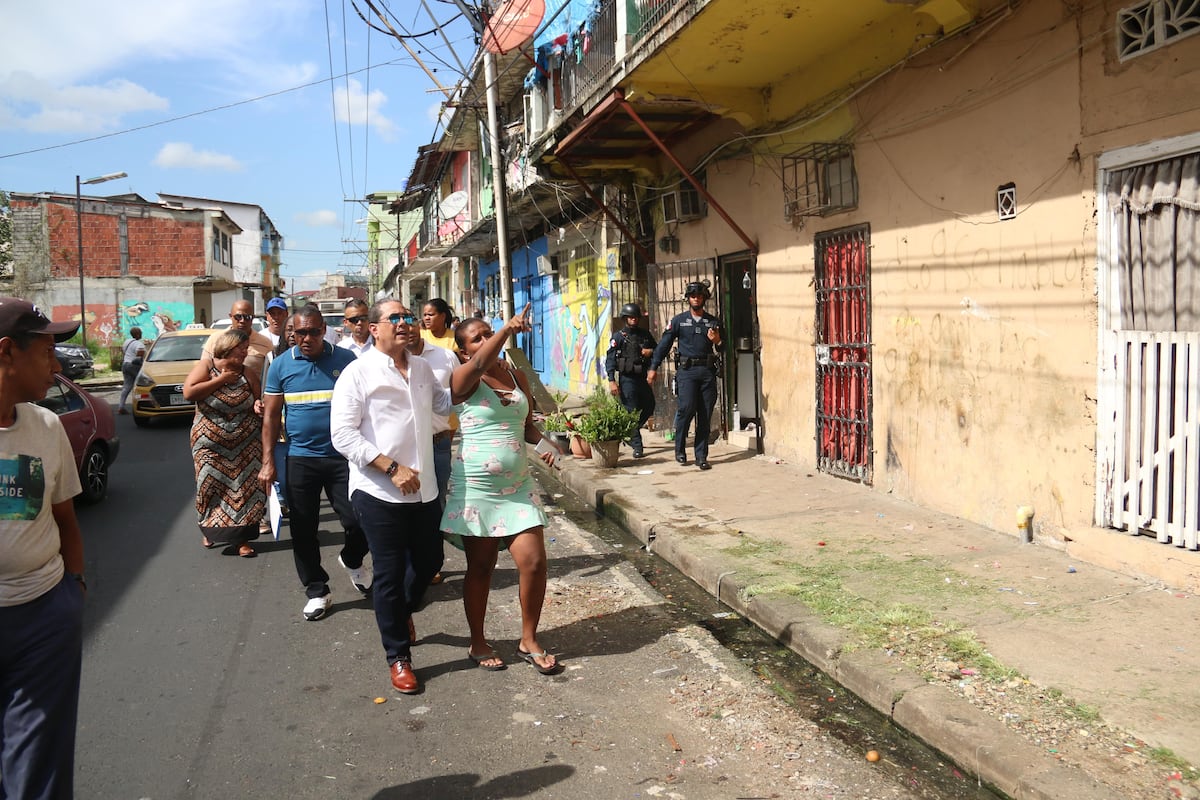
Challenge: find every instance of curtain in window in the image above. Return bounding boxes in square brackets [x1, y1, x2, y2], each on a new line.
[1108, 153, 1200, 331]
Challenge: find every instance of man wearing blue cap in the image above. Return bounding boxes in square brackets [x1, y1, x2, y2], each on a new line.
[265, 297, 289, 349]
[0, 297, 87, 800]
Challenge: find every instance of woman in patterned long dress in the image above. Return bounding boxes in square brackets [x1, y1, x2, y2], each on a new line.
[441, 306, 559, 673]
[183, 328, 266, 558]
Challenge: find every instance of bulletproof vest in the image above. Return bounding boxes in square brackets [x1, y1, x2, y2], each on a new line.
[615, 330, 647, 374]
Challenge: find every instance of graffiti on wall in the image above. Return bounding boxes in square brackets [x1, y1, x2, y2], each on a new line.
[542, 248, 617, 395]
[120, 301, 191, 340]
[55, 300, 193, 345]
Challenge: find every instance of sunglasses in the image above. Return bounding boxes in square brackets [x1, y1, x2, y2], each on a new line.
[385, 313, 418, 326]
[293, 328, 323, 339]
[232, 313, 254, 322]
[345, 315, 369, 324]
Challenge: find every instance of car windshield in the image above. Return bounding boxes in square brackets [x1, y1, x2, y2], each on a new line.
[147, 335, 207, 362]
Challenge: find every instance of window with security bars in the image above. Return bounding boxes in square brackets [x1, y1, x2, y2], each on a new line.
[782, 143, 858, 220]
[1117, 0, 1200, 60]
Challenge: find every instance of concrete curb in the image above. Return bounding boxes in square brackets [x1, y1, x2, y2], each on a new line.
[542, 459, 1125, 800]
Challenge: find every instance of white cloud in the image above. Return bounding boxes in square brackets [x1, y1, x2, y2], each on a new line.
[333, 78, 397, 140]
[0, 1, 317, 133]
[153, 142, 244, 171]
[0, 72, 168, 133]
[295, 210, 339, 227]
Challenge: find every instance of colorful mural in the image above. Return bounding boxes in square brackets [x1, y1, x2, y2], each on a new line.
[120, 300, 191, 340]
[542, 248, 617, 395]
[55, 300, 193, 345]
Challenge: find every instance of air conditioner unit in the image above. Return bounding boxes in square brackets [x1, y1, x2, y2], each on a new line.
[661, 188, 703, 223]
[536, 254, 558, 276]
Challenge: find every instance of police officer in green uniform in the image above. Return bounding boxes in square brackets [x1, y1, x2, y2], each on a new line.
[604, 303, 657, 458]
[647, 281, 722, 470]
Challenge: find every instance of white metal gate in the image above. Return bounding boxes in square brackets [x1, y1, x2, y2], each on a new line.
[1109, 331, 1200, 549]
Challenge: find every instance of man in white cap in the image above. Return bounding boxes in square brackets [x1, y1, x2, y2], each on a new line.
[0, 297, 87, 800]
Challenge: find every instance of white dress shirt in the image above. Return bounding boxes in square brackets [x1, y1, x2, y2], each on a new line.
[338, 335, 374, 355]
[331, 347, 452, 504]
[410, 342, 459, 434]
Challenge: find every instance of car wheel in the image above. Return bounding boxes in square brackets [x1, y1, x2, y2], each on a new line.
[133, 414, 148, 428]
[79, 444, 109, 504]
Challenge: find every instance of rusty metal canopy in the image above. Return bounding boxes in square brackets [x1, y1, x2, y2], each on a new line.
[549, 89, 718, 177]
[445, 180, 593, 259]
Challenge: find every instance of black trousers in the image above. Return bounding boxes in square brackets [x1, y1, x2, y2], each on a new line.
[286, 455, 369, 598]
[674, 365, 717, 462]
[351, 491, 444, 665]
[618, 373, 655, 450]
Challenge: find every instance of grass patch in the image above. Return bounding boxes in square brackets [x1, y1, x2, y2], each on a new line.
[722, 538, 787, 559]
[944, 632, 1018, 681]
[1149, 747, 1198, 776]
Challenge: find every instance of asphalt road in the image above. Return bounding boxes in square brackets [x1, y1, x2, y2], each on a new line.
[71, 393, 936, 800]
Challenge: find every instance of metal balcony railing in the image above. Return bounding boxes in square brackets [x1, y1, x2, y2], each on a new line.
[631, 0, 686, 42]
[560, 0, 618, 110]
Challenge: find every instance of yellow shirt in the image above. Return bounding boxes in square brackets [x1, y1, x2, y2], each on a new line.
[420, 329, 458, 352]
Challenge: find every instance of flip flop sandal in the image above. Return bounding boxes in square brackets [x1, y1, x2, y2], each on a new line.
[201, 537, 219, 549]
[238, 544, 257, 558]
[468, 650, 507, 671]
[516, 648, 559, 675]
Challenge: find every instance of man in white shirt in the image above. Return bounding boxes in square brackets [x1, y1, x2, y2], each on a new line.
[0, 297, 86, 800]
[330, 299, 451, 695]
[337, 299, 374, 356]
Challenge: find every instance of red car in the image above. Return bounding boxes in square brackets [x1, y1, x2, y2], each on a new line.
[36, 374, 121, 504]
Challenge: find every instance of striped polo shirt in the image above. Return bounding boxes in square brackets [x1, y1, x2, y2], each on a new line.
[264, 342, 357, 458]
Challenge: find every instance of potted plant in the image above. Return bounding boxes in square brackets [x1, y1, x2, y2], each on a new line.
[538, 410, 574, 454]
[575, 390, 640, 467]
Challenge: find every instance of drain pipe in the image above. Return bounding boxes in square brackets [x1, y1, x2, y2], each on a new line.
[1016, 505, 1035, 544]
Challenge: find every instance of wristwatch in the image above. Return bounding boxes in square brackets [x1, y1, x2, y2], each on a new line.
[384, 460, 399, 477]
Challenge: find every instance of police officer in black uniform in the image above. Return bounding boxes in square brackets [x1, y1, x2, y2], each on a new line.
[604, 303, 657, 458]
[647, 281, 723, 470]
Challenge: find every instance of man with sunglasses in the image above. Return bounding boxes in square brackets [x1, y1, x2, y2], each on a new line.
[338, 299, 374, 356]
[259, 305, 369, 621]
[331, 300, 451, 694]
[204, 299, 273, 383]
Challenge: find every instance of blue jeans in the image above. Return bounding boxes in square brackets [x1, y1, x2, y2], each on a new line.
[351, 491, 444, 664]
[0, 577, 84, 800]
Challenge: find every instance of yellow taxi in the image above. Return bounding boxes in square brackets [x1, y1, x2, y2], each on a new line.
[132, 328, 214, 427]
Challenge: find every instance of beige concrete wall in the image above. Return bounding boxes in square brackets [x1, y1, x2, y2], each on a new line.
[661, 1, 1200, 577]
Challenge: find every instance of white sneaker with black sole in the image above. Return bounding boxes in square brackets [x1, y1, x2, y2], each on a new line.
[303, 595, 331, 621]
[339, 555, 373, 595]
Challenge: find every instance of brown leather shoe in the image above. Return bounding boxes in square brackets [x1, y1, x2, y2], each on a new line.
[390, 659, 419, 694]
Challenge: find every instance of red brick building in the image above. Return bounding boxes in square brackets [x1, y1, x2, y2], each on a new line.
[7, 191, 243, 343]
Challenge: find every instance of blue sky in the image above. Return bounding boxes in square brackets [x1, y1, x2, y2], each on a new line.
[0, 1, 476, 292]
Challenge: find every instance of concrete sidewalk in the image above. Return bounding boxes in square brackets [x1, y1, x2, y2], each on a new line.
[537, 432, 1200, 799]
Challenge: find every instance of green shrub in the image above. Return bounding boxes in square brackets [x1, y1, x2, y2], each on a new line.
[575, 389, 639, 443]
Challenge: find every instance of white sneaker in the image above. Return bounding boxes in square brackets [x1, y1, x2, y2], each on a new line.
[302, 595, 331, 621]
[339, 555, 372, 594]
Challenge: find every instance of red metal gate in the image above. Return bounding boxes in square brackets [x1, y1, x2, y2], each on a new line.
[814, 225, 872, 483]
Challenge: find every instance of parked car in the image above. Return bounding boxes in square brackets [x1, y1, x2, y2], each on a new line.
[36, 374, 120, 504]
[132, 328, 214, 427]
[55, 343, 94, 379]
[212, 316, 267, 333]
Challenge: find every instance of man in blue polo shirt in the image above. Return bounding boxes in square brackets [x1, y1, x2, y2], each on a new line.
[259, 305, 370, 621]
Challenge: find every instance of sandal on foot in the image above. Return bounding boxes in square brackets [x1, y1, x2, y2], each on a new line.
[516, 648, 558, 675]
[467, 649, 507, 671]
[237, 543, 257, 558]
[201, 536, 219, 549]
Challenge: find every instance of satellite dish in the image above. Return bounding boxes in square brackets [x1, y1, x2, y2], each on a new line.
[483, 0, 545, 55]
[439, 190, 468, 219]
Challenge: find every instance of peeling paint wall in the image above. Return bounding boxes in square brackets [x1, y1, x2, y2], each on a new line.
[661, 0, 1200, 547]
